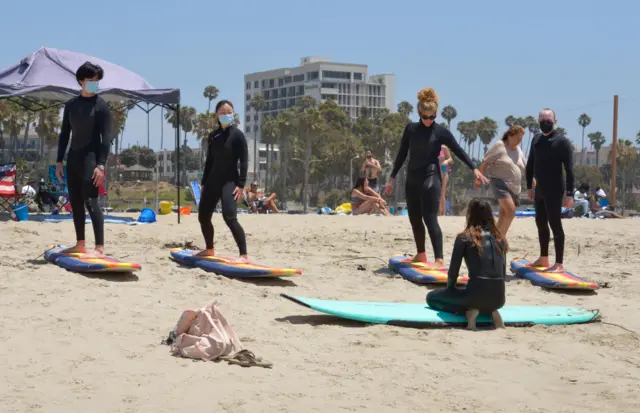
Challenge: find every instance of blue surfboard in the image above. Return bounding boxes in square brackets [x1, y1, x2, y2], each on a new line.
[281, 294, 600, 327]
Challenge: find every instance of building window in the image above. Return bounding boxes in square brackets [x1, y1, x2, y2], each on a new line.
[245, 126, 250, 133]
[353, 73, 363, 80]
[245, 115, 250, 122]
[261, 79, 266, 88]
[297, 85, 304, 95]
[254, 115, 258, 121]
[269, 79, 275, 88]
[254, 80, 259, 88]
[254, 125, 259, 132]
[263, 90, 270, 99]
[245, 82, 251, 90]
[288, 86, 296, 95]
[293, 74, 305, 82]
[280, 88, 287, 97]
[321, 82, 337, 89]
[307, 71, 319, 80]
[272, 89, 279, 99]
[322, 70, 350, 80]
[245, 94, 251, 102]
[278, 78, 284, 86]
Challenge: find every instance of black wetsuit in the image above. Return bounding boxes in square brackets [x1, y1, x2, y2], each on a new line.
[526, 130, 574, 264]
[199, 125, 249, 255]
[426, 231, 506, 314]
[57, 95, 112, 246]
[390, 122, 475, 259]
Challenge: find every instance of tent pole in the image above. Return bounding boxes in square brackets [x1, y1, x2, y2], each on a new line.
[146, 103, 150, 147]
[176, 104, 181, 224]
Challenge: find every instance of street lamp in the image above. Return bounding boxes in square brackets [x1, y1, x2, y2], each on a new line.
[350, 155, 360, 187]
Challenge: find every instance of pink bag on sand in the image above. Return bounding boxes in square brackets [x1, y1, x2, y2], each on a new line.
[170, 301, 242, 361]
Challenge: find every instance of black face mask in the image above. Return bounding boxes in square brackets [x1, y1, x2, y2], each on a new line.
[539, 120, 554, 134]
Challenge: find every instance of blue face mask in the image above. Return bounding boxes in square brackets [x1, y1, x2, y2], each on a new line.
[85, 81, 99, 94]
[219, 114, 234, 126]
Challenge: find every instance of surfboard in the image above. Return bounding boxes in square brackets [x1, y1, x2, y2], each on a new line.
[388, 254, 469, 285]
[281, 294, 601, 327]
[510, 258, 599, 290]
[170, 248, 301, 278]
[44, 245, 141, 273]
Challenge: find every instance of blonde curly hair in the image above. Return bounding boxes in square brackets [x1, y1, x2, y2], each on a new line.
[417, 87, 439, 114]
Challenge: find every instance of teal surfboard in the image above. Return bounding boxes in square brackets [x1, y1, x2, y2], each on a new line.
[281, 294, 601, 327]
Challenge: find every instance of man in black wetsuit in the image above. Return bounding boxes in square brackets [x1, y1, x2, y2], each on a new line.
[526, 108, 574, 273]
[197, 100, 249, 263]
[56, 62, 112, 257]
[384, 87, 488, 268]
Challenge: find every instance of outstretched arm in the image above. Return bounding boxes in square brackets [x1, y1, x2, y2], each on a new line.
[233, 131, 249, 188]
[440, 128, 474, 171]
[561, 139, 575, 196]
[97, 101, 113, 166]
[201, 134, 214, 186]
[390, 124, 410, 179]
[525, 137, 536, 189]
[56, 105, 71, 163]
[447, 236, 466, 289]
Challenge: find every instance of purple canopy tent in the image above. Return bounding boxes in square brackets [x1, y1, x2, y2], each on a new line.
[0, 47, 185, 223]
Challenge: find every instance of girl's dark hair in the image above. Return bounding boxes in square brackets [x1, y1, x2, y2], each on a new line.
[353, 177, 366, 190]
[215, 100, 234, 112]
[75, 61, 104, 85]
[501, 125, 525, 141]
[460, 198, 508, 255]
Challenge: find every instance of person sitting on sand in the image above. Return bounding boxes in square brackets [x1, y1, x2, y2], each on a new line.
[426, 199, 507, 330]
[244, 181, 280, 213]
[351, 177, 390, 216]
[573, 183, 590, 217]
[590, 188, 622, 219]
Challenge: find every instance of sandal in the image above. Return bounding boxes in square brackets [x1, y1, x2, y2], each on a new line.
[219, 349, 273, 368]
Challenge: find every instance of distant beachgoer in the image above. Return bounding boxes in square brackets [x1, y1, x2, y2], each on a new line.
[244, 181, 280, 213]
[426, 199, 507, 330]
[438, 145, 453, 216]
[361, 150, 382, 193]
[351, 177, 389, 216]
[573, 183, 590, 217]
[477, 125, 527, 239]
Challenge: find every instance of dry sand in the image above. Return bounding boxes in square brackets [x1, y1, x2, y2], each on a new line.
[1, 213, 639, 413]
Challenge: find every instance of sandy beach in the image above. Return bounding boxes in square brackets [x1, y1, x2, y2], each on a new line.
[1, 213, 639, 413]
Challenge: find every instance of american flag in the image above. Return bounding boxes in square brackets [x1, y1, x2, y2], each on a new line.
[0, 163, 17, 196]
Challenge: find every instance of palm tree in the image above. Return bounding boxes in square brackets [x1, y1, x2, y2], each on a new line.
[441, 105, 457, 133]
[297, 96, 323, 213]
[250, 94, 268, 181]
[587, 131, 606, 166]
[194, 112, 218, 168]
[203, 86, 219, 113]
[0, 100, 8, 163]
[467, 120, 480, 160]
[477, 117, 498, 154]
[179, 106, 197, 147]
[523, 116, 537, 154]
[635, 129, 640, 146]
[261, 116, 280, 190]
[1, 101, 26, 161]
[577, 113, 591, 164]
[35, 105, 62, 166]
[456, 121, 468, 151]
[609, 139, 638, 213]
[397, 101, 413, 118]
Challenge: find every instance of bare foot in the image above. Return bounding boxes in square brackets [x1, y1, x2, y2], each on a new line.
[195, 249, 214, 257]
[491, 311, 505, 329]
[466, 309, 479, 330]
[544, 263, 565, 273]
[230, 255, 250, 264]
[61, 243, 86, 254]
[433, 258, 446, 269]
[530, 257, 550, 267]
[83, 249, 105, 258]
[402, 252, 428, 264]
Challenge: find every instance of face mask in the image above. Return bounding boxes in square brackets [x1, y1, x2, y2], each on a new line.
[539, 120, 554, 134]
[219, 114, 234, 126]
[85, 81, 99, 94]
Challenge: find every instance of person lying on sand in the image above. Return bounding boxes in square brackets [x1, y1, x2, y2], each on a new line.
[426, 199, 506, 330]
[243, 181, 280, 213]
[351, 177, 390, 216]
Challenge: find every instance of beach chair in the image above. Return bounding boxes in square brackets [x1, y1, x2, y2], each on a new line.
[48, 165, 71, 213]
[0, 163, 26, 213]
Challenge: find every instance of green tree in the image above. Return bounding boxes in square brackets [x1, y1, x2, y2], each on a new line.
[397, 101, 413, 118]
[261, 116, 280, 190]
[577, 113, 591, 164]
[608, 139, 638, 212]
[587, 131, 606, 166]
[203, 85, 219, 113]
[194, 111, 218, 167]
[440, 105, 457, 131]
[635, 130, 640, 146]
[35, 105, 62, 165]
[524, 115, 538, 155]
[477, 117, 498, 154]
[296, 96, 323, 213]
[119, 145, 156, 169]
[250, 94, 268, 179]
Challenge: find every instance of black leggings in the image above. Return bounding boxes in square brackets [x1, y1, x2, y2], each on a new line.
[426, 279, 506, 315]
[534, 191, 565, 263]
[198, 180, 247, 255]
[66, 150, 104, 245]
[405, 166, 443, 259]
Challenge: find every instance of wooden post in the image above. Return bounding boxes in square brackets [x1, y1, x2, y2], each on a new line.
[610, 95, 618, 209]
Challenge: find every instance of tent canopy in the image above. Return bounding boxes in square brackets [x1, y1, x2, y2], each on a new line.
[0, 47, 180, 105]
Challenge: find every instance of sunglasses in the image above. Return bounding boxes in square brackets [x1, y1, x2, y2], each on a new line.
[421, 115, 437, 120]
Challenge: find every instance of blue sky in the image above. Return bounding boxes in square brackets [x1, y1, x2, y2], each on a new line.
[2, 0, 639, 151]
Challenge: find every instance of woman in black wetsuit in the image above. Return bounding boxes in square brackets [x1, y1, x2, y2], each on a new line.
[384, 87, 488, 267]
[426, 199, 507, 330]
[197, 100, 249, 263]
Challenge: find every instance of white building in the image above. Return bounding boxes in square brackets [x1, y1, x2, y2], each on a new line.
[243, 56, 396, 181]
